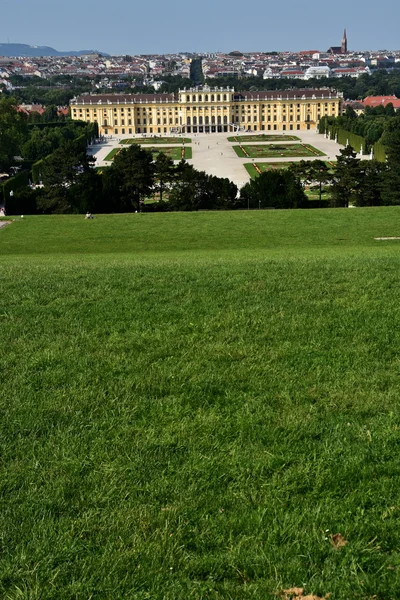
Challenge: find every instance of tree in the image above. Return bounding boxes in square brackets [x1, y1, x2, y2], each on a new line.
[0, 97, 28, 171]
[38, 139, 96, 213]
[239, 170, 307, 210]
[168, 162, 208, 211]
[307, 160, 333, 203]
[380, 117, 400, 205]
[354, 160, 386, 207]
[110, 144, 155, 212]
[331, 145, 361, 207]
[42, 104, 59, 123]
[153, 152, 176, 203]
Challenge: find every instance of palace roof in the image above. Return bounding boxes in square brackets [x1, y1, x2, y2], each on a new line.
[72, 88, 342, 105]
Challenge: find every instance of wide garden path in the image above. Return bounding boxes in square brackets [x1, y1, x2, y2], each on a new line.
[88, 130, 360, 189]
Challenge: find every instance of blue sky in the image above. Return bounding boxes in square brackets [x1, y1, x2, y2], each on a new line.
[0, 0, 399, 55]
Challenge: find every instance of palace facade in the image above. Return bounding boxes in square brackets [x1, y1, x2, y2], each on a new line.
[70, 86, 343, 136]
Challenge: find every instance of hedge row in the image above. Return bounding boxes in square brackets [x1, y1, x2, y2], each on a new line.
[337, 129, 367, 154]
[1, 170, 31, 206]
[373, 141, 386, 162]
[319, 117, 388, 161]
[319, 120, 368, 154]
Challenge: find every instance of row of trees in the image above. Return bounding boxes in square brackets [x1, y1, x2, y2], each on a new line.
[321, 105, 400, 146]
[0, 97, 92, 172]
[7, 143, 241, 215]
[6, 125, 400, 215]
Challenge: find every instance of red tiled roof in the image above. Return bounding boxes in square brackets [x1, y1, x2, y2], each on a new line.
[363, 95, 400, 107]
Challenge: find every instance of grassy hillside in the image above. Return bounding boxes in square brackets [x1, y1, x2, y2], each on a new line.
[1, 210, 400, 599]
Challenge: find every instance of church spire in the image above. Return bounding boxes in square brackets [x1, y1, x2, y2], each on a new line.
[341, 28, 348, 54]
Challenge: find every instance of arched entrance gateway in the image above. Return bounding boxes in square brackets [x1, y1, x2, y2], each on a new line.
[70, 86, 343, 136]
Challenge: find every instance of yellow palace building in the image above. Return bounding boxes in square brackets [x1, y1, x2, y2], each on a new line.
[70, 85, 343, 136]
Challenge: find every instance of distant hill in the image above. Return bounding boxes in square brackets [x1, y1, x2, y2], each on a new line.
[0, 43, 109, 57]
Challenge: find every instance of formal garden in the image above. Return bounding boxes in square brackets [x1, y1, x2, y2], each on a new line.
[227, 134, 300, 142]
[105, 146, 192, 162]
[121, 137, 191, 145]
[233, 143, 326, 159]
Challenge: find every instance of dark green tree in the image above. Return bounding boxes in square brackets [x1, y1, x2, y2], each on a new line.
[38, 140, 96, 213]
[42, 104, 59, 122]
[307, 160, 333, 203]
[110, 144, 155, 212]
[239, 170, 307, 209]
[168, 162, 208, 211]
[331, 145, 361, 207]
[0, 97, 28, 171]
[153, 152, 176, 203]
[380, 117, 400, 205]
[354, 160, 386, 207]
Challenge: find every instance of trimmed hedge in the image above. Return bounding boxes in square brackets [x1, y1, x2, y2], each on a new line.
[31, 159, 45, 184]
[373, 141, 386, 162]
[1, 170, 30, 208]
[319, 117, 368, 154]
[27, 120, 78, 130]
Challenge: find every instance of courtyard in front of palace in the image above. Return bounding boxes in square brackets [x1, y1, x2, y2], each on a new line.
[88, 129, 356, 189]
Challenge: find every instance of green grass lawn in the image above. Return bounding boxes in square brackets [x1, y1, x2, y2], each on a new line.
[121, 137, 191, 144]
[151, 146, 192, 160]
[233, 144, 326, 159]
[245, 161, 337, 179]
[104, 146, 192, 162]
[244, 162, 298, 177]
[104, 147, 122, 161]
[2, 210, 400, 599]
[228, 135, 300, 142]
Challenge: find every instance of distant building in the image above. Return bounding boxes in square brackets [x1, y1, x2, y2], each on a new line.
[70, 86, 343, 135]
[328, 28, 348, 55]
[304, 66, 331, 80]
[363, 95, 400, 110]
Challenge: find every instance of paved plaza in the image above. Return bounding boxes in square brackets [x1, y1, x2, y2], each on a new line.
[88, 130, 354, 189]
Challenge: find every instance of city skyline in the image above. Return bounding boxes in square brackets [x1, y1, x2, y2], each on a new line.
[0, 0, 399, 55]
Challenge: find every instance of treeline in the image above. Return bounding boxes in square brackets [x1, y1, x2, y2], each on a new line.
[4, 143, 242, 214]
[289, 147, 399, 208]
[4, 74, 93, 106]
[202, 70, 400, 100]
[0, 97, 93, 173]
[5, 127, 400, 215]
[150, 70, 400, 100]
[320, 104, 400, 147]
[4, 69, 400, 107]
